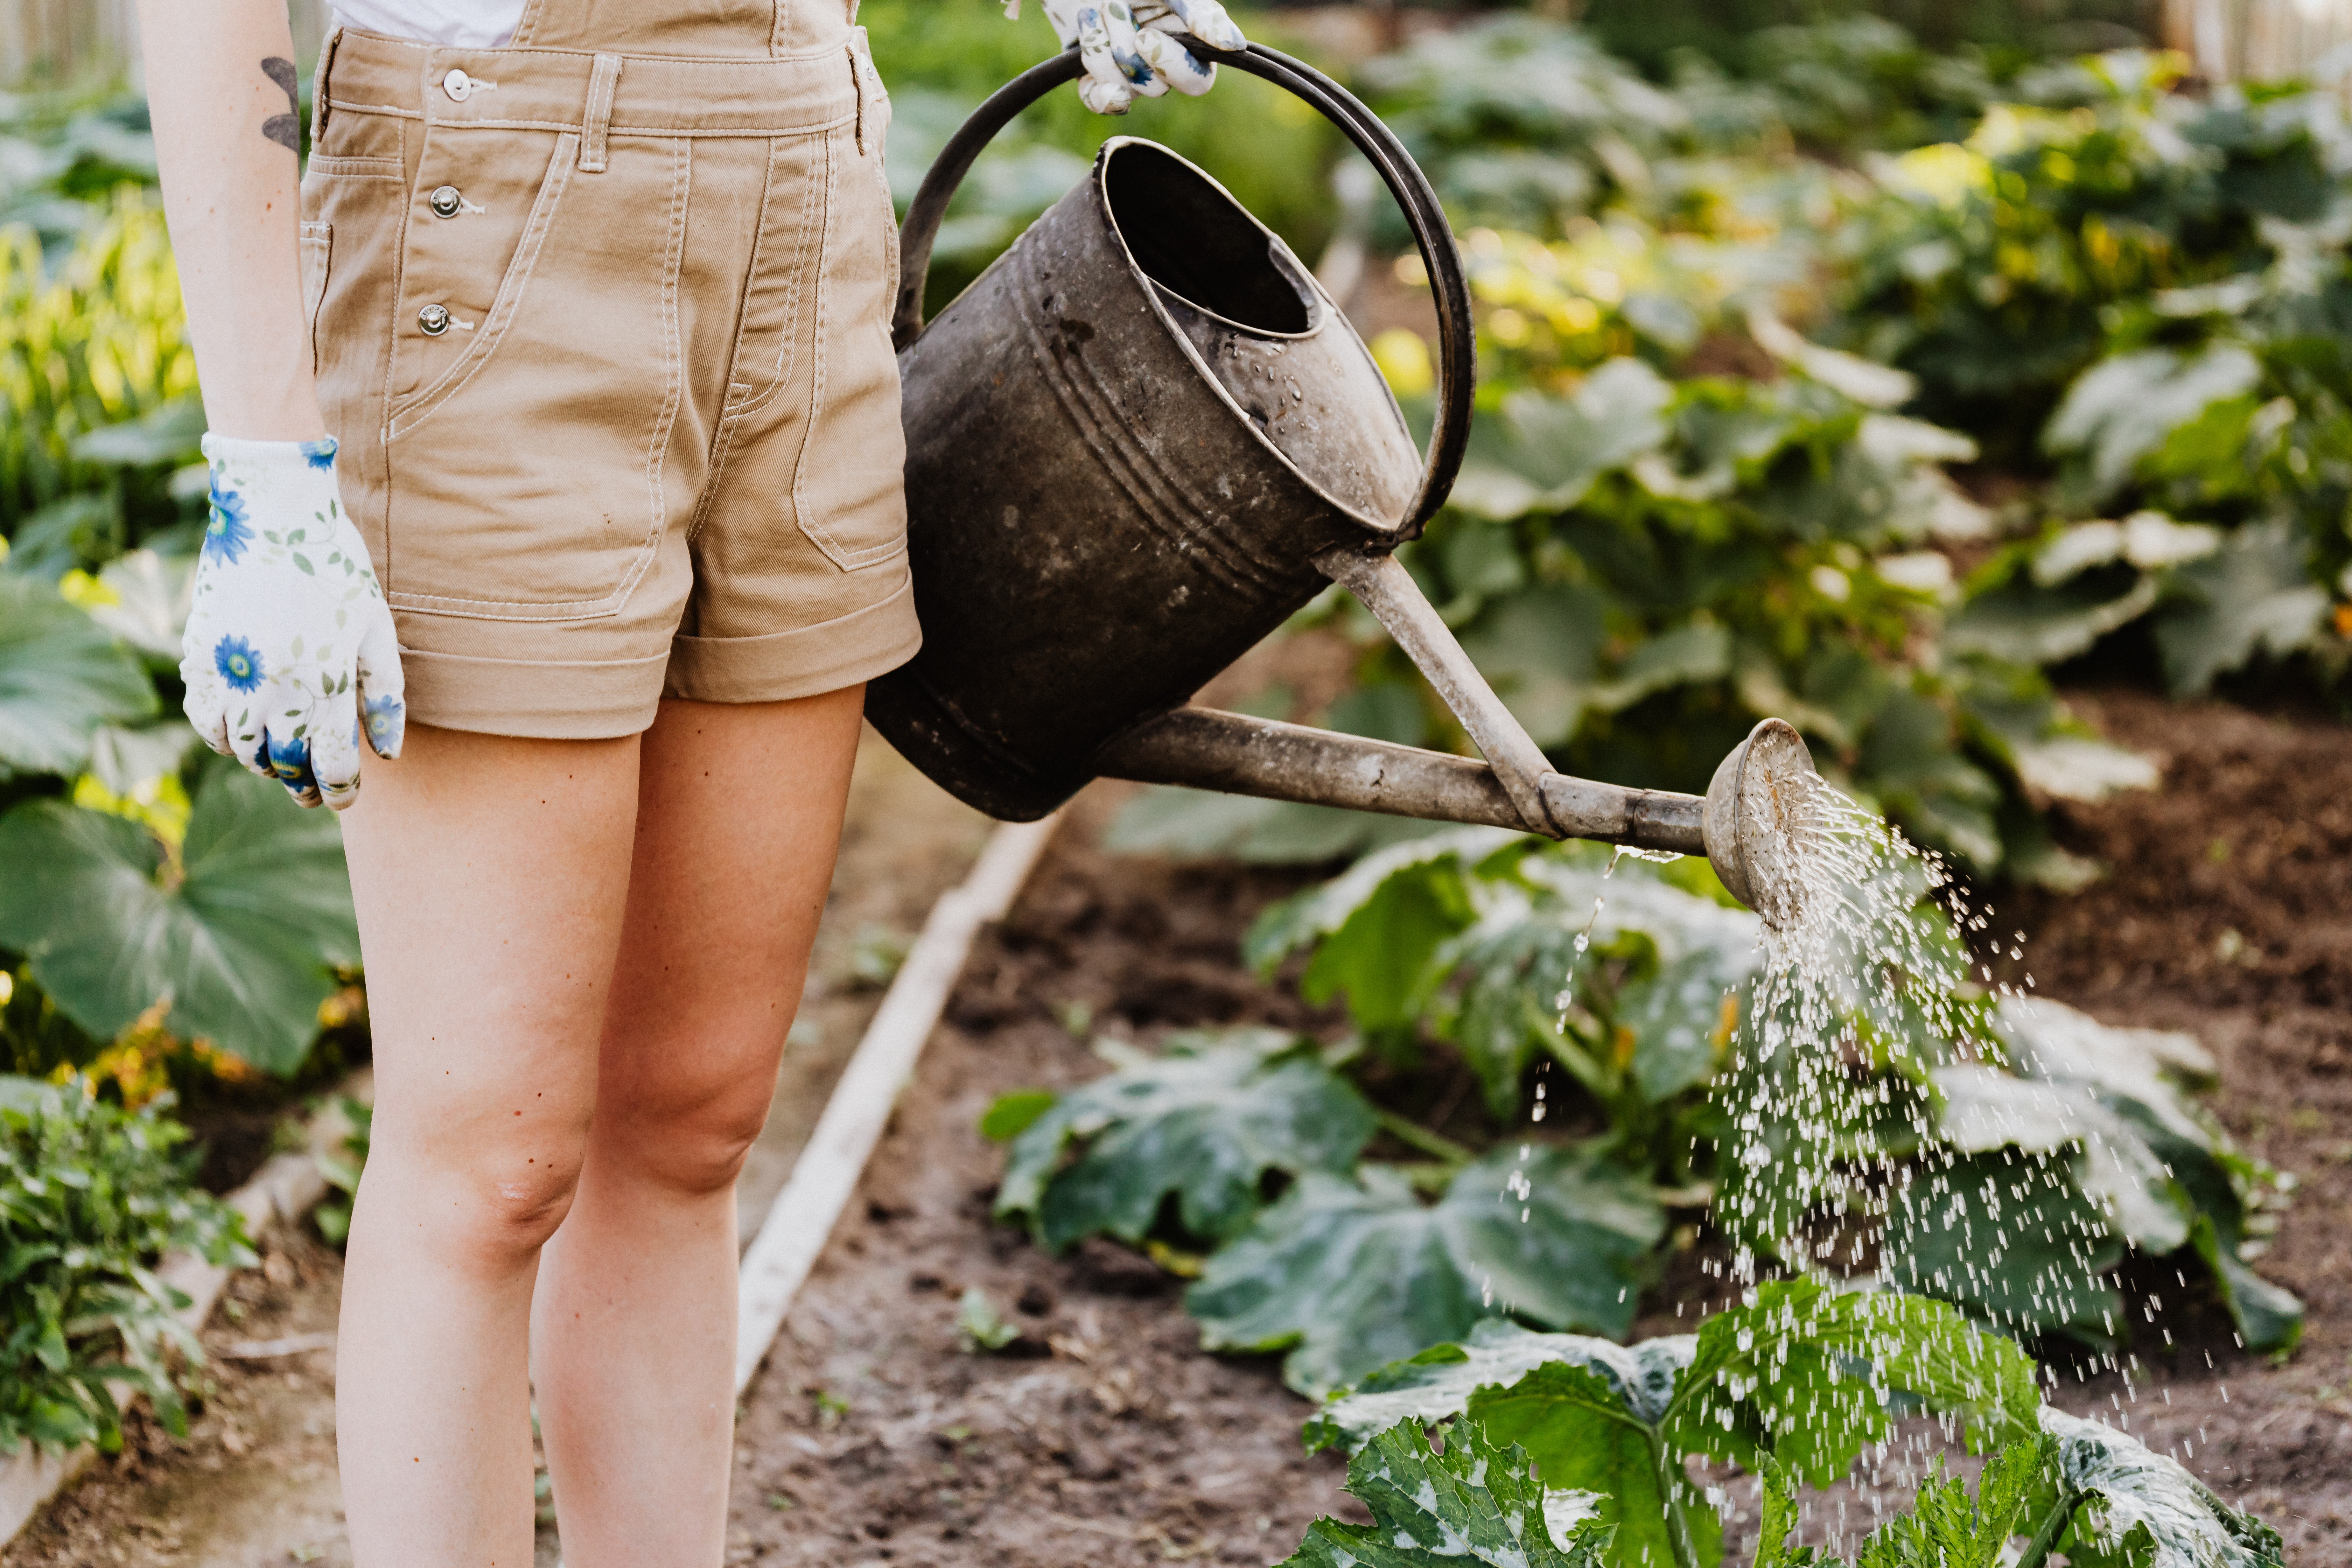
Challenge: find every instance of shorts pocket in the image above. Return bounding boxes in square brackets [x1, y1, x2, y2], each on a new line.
[381, 133, 692, 622]
[386, 129, 579, 431]
[793, 120, 908, 573]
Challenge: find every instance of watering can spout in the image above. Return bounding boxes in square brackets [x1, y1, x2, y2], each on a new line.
[1095, 694, 1822, 933]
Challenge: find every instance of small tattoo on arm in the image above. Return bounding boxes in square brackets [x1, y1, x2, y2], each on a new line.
[261, 57, 300, 152]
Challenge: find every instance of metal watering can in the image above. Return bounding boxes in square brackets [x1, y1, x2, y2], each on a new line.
[866, 41, 1820, 926]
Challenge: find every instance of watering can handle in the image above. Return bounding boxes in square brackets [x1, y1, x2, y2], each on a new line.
[889, 41, 1475, 540]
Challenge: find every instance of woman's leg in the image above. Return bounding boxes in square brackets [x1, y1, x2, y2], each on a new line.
[531, 687, 866, 1566]
[334, 723, 644, 1565]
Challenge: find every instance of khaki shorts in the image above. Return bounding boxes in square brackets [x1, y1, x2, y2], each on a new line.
[302, 11, 919, 739]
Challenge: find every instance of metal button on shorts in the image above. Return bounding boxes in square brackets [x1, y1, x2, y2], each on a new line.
[428, 185, 463, 218]
[416, 303, 450, 336]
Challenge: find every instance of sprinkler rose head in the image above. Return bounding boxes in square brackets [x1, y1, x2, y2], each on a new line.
[1703, 718, 1822, 931]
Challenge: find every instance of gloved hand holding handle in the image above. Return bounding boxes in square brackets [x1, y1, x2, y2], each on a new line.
[1009, 0, 1249, 115]
[180, 434, 405, 810]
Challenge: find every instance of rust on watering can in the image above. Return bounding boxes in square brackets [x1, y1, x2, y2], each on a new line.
[864, 42, 1822, 924]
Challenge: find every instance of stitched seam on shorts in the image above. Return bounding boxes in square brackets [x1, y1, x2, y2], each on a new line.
[629, 137, 693, 601]
[386, 131, 578, 440]
[308, 154, 403, 180]
[376, 119, 415, 594]
[685, 138, 781, 544]
[413, 113, 856, 138]
[728, 138, 819, 424]
[794, 126, 904, 572]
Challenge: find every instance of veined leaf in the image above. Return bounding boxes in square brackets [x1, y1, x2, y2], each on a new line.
[2037, 1406, 2286, 1568]
[1189, 1145, 1666, 1397]
[1278, 1417, 1612, 1568]
[2045, 347, 2262, 499]
[0, 761, 356, 1072]
[1309, 1283, 2037, 1568]
[2151, 518, 2329, 695]
[1660, 1280, 2041, 1484]
[991, 1027, 1377, 1252]
[1882, 1149, 2124, 1343]
[0, 572, 157, 778]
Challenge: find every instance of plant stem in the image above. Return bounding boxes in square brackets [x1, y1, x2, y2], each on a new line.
[2014, 1489, 2081, 1568]
[1374, 1110, 1475, 1168]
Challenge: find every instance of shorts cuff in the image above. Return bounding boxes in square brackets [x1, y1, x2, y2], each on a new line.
[400, 646, 672, 740]
[663, 574, 922, 704]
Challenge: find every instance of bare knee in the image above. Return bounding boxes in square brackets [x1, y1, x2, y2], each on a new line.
[596, 1076, 771, 1198]
[366, 1124, 590, 1273]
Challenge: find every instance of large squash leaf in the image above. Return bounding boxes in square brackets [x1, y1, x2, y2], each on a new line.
[1307, 1283, 2038, 1568]
[0, 761, 356, 1072]
[0, 572, 156, 777]
[991, 1027, 1377, 1251]
[1907, 999, 2302, 1352]
[1278, 1416, 1612, 1568]
[2036, 1406, 2285, 1568]
[1188, 1144, 1666, 1397]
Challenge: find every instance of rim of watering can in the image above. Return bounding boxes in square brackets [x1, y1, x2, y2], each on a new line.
[888, 40, 1476, 543]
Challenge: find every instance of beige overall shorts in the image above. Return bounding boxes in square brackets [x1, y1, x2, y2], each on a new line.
[302, 0, 919, 738]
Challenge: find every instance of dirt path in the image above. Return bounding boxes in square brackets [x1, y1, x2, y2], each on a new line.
[728, 789, 1354, 1568]
[3, 728, 991, 1568]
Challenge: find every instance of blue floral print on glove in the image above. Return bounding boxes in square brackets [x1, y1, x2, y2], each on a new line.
[1012, 0, 1247, 115]
[179, 434, 406, 810]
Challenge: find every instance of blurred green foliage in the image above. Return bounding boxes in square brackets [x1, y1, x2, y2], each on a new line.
[863, 0, 1336, 312]
[0, 1075, 252, 1456]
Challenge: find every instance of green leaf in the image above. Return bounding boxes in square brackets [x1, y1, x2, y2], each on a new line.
[1304, 1317, 1674, 1458]
[1310, 1284, 2040, 1568]
[992, 1028, 1377, 1252]
[1103, 785, 1449, 866]
[2045, 348, 2262, 499]
[1851, 1435, 2051, 1568]
[0, 763, 357, 1072]
[2151, 519, 2329, 695]
[978, 1090, 1057, 1143]
[1947, 574, 2160, 666]
[1190, 1146, 1666, 1396]
[1476, 1356, 1720, 1568]
[2038, 1406, 2285, 1568]
[1450, 358, 1674, 521]
[1243, 829, 1514, 981]
[1457, 586, 1610, 748]
[66, 395, 206, 469]
[0, 573, 158, 777]
[1278, 1417, 1612, 1568]
[956, 1287, 1021, 1352]
[2188, 1216, 2304, 1359]
[1881, 1150, 2123, 1343]
[1661, 1281, 2041, 1485]
[1991, 999, 2302, 1351]
[74, 548, 192, 662]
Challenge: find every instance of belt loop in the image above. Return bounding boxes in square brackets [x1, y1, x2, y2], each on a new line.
[309, 26, 344, 146]
[847, 43, 866, 155]
[580, 52, 622, 174]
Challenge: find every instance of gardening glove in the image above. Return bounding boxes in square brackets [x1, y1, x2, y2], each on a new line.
[1011, 0, 1247, 116]
[179, 434, 405, 810]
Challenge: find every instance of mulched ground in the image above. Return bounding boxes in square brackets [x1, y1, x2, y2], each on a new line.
[729, 691, 2351, 1566]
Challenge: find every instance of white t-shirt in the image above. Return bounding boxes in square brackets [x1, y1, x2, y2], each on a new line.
[332, 1, 525, 46]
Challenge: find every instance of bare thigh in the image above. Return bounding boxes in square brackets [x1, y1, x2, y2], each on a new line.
[587, 688, 866, 1183]
[337, 722, 642, 1255]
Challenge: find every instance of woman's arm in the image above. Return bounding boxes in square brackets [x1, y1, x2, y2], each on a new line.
[135, 0, 323, 440]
